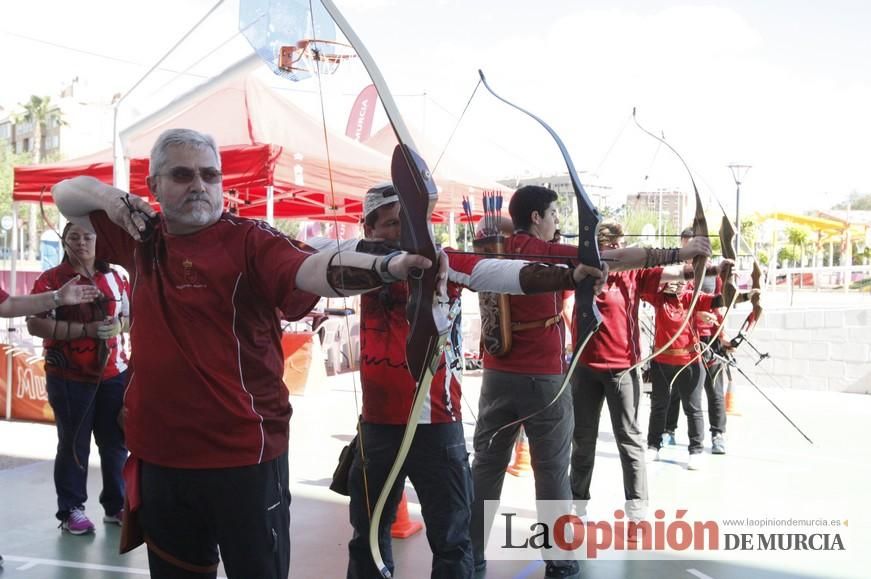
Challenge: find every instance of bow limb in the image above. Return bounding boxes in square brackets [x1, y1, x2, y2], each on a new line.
[317, 2, 448, 576]
[476, 71, 602, 443]
[619, 111, 708, 382]
[741, 260, 763, 333]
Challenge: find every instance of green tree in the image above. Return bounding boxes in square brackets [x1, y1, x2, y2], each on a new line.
[15, 95, 63, 260]
[778, 246, 798, 267]
[785, 226, 811, 267]
[621, 208, 680, 247]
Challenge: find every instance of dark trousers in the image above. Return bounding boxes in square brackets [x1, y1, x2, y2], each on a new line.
[471, 369, 575, 572]
[570, 365, 647, 518]
[46, 371, 127, 520]
[648, 361, 705, 454]
[347, 421, 473, 579]
[139, 452, 290, 579]
[665, 338, 727, 436]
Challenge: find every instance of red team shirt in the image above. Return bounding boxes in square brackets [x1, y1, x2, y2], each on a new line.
[91, 211, 318, 469]
[693, 276, 723, 339]
[31, 261, 130, 382]
[579, 268, 664, 371]
[641, 289, 717, 366]
[360, 249, 480, 425]
[483, 233, 577, 376]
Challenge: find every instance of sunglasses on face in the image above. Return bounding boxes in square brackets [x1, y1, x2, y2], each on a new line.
[159, 166, 222, 184]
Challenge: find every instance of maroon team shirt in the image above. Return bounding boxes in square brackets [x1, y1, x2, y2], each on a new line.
[641, 289, 716, 366]
[693, 276, 723, 338]
[91, 211, 318, 469]
[31, 261, 129, 382]
[578, 268, 664, 371]
[483, 233, 578, 376]
[361, 249, 491, 425]
[0, 288, 8, 303]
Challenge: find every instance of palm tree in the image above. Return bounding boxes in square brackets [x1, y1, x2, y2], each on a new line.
[15, 95, 61, 260]
[786, 226, 809, 267]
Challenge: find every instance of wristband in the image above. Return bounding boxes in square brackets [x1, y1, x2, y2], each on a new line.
[377, 251, 403, 284]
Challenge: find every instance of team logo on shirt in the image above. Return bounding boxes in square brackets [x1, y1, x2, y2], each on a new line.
[182, 258, 197, 284]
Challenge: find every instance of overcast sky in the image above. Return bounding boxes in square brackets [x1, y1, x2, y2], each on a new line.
[2, 0, 869, 216]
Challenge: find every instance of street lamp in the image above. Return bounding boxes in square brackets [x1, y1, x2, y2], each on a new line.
[727, 164, 751, 260]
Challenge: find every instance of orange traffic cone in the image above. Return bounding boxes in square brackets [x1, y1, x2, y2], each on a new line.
[725, 380, 741, 416]
[506, 428, 532, 477]
[390, 491, 424, 539]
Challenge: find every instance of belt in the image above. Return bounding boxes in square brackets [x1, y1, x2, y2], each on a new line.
[662, 346, 695, 357]
[512, 315, 561, 332]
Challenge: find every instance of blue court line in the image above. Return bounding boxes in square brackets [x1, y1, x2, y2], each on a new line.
[513, 560, 544, 578]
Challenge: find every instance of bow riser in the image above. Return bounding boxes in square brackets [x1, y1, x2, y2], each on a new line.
[391, 144, 449, 380]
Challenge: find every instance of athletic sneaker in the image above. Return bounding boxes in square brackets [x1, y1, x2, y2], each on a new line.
[61, 508, 95, 535]
[711, 434, 726, 455]
[662, 431, 677, 446]
[103, 510, 124, 526]
[687, 453, 704, 471]
[545, 561, 581, 578]
[646, 447, 660, 462]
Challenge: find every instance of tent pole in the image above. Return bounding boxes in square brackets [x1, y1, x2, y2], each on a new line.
[5, 205, 17, 419]
[266, 186, 275, 226]
[448, 210, 456, 248]
[112, 107, 129, 191]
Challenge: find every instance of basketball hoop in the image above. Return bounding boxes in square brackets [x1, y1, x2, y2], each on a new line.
[278, 39, 356, 76]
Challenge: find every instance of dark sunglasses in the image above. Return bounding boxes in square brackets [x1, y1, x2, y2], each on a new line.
[159, 166, 222, 184]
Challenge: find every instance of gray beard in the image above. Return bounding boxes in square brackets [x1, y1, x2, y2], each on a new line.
[163, 203, 221, 230]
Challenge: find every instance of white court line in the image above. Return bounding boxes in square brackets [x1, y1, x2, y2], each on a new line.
[687, 569, 714, 579]
[3, 555, 226, 577]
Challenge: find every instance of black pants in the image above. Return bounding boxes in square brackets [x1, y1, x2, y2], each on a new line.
[648, 361, 704, 454]
[347, 421, 473, 579]
[570, 365, 647, 518]
[139, 452, 290, 579]
[665, 338, 727, 436]
[471, 369, 576, 573]
[46, 372, 127, 521]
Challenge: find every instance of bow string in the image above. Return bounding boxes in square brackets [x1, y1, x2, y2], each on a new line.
[618, 109, 709, 383]
[312, 2, 450, 576]
[476, 70, 603, 443]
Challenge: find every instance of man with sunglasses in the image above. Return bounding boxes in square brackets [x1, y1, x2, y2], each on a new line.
[51, 128, 446, 579]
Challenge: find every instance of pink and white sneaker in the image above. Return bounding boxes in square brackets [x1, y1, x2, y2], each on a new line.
[61, 508, 95, 535]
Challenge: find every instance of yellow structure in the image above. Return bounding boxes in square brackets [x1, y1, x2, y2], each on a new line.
[758, 211, 869, 246]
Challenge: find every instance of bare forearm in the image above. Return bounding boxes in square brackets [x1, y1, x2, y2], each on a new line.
[660, 263, 718, 282]
[52, 176, 116, 229]
[0, 292, 60, 317]
[27, 317, 95, 340]
[601, 247, 646, 271]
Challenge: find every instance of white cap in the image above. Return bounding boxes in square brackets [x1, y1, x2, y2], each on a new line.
[363, 182, 398, 218]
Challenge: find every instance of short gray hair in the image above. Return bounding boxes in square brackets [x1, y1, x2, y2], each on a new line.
[149, 128, 221, 178]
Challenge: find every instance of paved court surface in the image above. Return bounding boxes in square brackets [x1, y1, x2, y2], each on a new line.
[0, 370, 868, 578]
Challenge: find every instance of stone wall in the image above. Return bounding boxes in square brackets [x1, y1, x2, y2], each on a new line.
[723, 306, 871, 394]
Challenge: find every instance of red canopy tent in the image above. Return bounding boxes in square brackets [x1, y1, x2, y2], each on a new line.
[13, 149, 114, 203]
[13, 55, 502, 222]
